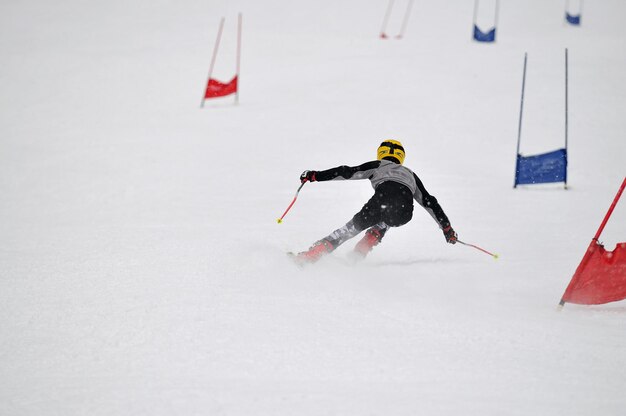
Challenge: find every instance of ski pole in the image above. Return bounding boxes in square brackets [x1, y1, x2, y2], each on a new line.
[457, 239, 499, 260]
[277, 181, 307, 224]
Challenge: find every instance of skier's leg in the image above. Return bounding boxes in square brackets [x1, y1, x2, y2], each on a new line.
[295, 190, 385, 264]
[351, 191, 385, 231]
[324, 219, 363, 248]
[296, 220, 364, 263]
[351, 182, 412, 260]
[353, 222, 390, 258]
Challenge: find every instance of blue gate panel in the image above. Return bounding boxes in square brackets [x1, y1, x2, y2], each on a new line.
[515, 148, 568, 186]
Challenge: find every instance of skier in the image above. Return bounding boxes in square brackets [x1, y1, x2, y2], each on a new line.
[293, 139, 457, 264]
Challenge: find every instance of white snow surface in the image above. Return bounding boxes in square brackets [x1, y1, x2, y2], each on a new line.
[1, 0, 626, 415]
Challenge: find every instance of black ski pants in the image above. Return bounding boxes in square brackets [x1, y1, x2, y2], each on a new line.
[352, 181, 414, 231]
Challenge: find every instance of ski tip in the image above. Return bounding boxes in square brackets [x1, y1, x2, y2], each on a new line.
[276, 218, 283, 224]
[493, 253, 500, 260]
[286, 252, 305, 268]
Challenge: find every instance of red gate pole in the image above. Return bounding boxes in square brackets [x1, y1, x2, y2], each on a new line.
[592, 177, 626, 242]
[396, 0, 414, 38]
[201, 17, 225, 108]
[380, 0, 395, 38]
[235, 13, 242, 105]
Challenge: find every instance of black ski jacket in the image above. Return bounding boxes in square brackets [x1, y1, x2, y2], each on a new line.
[314, 159, 451, 229]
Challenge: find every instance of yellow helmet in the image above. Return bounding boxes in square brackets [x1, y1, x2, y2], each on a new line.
[377, 140, 405, 164]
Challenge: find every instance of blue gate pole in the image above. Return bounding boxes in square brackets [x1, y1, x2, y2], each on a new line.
[564, 48, 569, 188]
[581, 0, 585, 25]
[565, 48, 569, 153]
[494, 0, 500, 42]
[514, 52, 528, 188]
[472, 0, 479, 41]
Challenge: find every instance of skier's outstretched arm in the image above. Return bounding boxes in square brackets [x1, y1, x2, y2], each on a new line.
[412, 173, 457, 244]
[300, 161, 381, 183]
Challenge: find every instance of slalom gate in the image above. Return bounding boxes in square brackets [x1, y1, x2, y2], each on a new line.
[200, 13, 242, 107]
[565, 0, 583, 26]
[513, 49, 570, 188]
[472, 0, 499, 43]
[379, 0, 414, 39]
[560, 178, 626, 307]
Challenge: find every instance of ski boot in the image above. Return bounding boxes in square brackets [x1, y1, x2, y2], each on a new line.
[352, 227, 385, 259]
[292, 239, 334, 265]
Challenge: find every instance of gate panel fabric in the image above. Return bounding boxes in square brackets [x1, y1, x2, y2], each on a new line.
[473, 25, 496, 42]
[561, 242, 626, 305]
[204, 76, 238, 99]
[566, 13, 581, 25]
[515, 148, 567, 186]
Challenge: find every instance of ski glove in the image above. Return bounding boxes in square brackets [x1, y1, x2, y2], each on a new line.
[443, 226, 457, 244]
[300, 170, 317, 183]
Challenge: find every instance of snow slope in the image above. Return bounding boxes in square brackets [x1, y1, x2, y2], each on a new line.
[1, 0, 625, 415]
